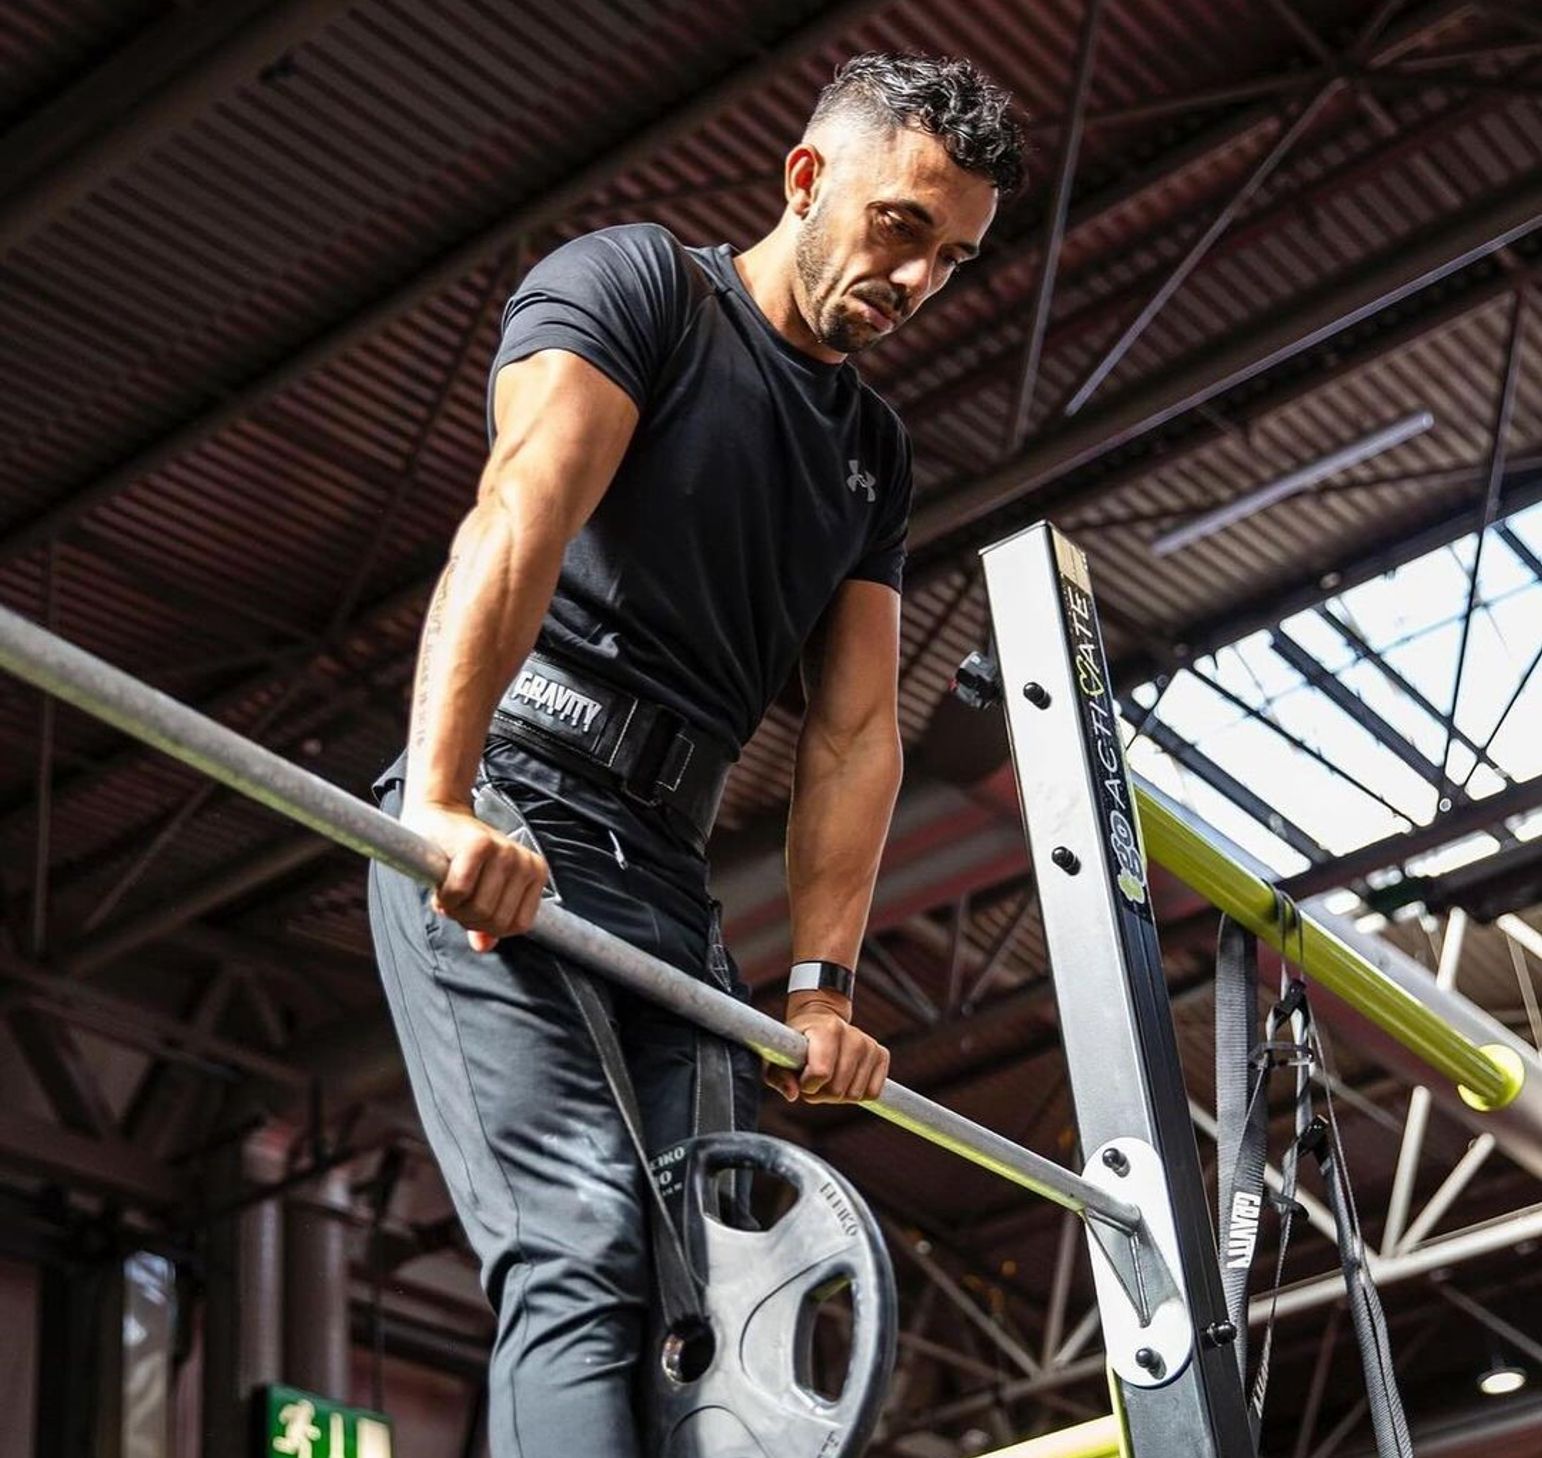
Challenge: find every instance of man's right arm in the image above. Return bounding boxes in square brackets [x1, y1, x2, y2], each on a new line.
[402, 348, 639, 951]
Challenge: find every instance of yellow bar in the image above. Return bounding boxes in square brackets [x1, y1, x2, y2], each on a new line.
[1133, 784, 1524, 1111]
[984, 1414, 1122, 1458]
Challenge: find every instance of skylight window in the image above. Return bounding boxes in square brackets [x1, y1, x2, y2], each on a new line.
[1125, 502, 1542, 885]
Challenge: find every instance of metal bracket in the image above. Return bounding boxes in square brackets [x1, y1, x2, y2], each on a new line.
[1082, 1137, 1194, 1388]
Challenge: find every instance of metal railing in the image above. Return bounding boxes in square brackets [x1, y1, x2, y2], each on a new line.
[0, 596, 1521, 1236]
[0, 603, 1140, 1231]
[1133, 783, 1523, 1110]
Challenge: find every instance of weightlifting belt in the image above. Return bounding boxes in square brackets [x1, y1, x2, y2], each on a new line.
[490, 652, 733, 853]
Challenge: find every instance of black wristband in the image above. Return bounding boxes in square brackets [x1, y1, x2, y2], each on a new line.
[787, 959, 855, 999]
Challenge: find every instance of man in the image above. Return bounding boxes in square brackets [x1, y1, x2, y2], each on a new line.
[368, 52, 1023, 1456]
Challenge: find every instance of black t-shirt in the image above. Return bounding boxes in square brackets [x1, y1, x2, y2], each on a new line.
[486, 223, 914, 758]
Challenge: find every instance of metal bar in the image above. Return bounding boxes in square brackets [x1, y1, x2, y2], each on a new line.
[0, 951, 306, 1088]
[1261, 0, 1332, 59]
[0, 1107, 185, 1209]
[1397, 39, 1542, 68]
[1259, 1201, 1542, 1323]
[1382, 908, 1468, 1254]
[1187, 661, 1418, 826]
[853, 954, 945, 1028]
[885, 1220, 1043, 1380]
[1317, 605, 1512, 788]
[1292, 1311, 1342, 1458]
[1497, 518, 1542, 582]
[862, 935, 942, 1025]
[1396, 1132, 1496, 1252]
[1361, 66, 1542, 100]
[987, 524, 1253, 1453]
[1497, 913, 1542, 965]
[1085, 69, 1314, 128]
[30, 543, 58, 955]
[68, 833, 335, 978]
[1133, 777, 1522, 1108]
[1003, 0, 1104, 452]
[1355, 0, 1416, 53]
[1276, 768, 1542, 901]
[1053, 1306, 1103, 1368]
[1060, 81, 1340, 418]
[1309, 1320, 1441, 1458]
[1442, 289, 1528, 783]
[983, 1414, 1122, 1458]
[960, 884, 1037, 1011]
[1437, 1284, 1542, 1368]
[1040, 1209, 1082, 1365]
[945, 895, 971, 1015]
[1504, 933, 1542, 1049]
[1125, 708, 1328, 862]
[0, 603, 1141, 1232]
[1270, 628, 1458, 796]
[1464, 626, 1542, 785]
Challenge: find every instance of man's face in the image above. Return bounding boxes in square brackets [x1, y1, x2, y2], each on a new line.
[792, 124, 998, 356]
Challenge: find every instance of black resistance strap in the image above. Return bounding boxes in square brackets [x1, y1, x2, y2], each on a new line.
[1213, 912, 1412, 1457]
[562, 969, 706, 1331]
[472, 778, 725, 1330]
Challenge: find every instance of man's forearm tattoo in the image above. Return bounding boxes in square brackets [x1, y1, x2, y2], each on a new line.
[410, 549, 458, 753]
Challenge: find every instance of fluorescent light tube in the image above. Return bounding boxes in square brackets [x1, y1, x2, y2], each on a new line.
[1152, 410, 1436, 556]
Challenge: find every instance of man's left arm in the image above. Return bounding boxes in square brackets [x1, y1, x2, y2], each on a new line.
[768, 579, 903, 1105]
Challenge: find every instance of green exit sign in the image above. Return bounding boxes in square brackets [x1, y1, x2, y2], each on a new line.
[258, 1385, 393, 1458]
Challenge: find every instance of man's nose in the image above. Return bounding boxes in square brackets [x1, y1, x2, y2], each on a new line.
[889, 255, 930, 298]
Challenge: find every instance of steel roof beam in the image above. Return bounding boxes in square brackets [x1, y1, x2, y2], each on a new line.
[0, 1, 1482, 574]
[0, 0, 380, 255]
[1121, 708, 1329, 863]
[63, 833, 335, 980]
[1315, 606, 1513, 789]
[2, 1008, 114, 1136]
[1, 948, 307, 1087]
[910, 173, 1542, 554]
[1002, 0, 1105, 453]
[0, 0, 286, 204]
[1111, 459, 1542, 687]
[0, 1106, 185, 1208]
[0, 0, 897, 567]
[1268, 629, 1462, 799]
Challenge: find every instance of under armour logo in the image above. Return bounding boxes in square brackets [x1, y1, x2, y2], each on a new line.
[846, 460, 877, 503]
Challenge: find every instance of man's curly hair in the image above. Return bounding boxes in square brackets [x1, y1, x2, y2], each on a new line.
[809, 52, 1026, 198]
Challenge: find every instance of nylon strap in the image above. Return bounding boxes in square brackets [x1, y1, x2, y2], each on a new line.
[1213, 910, 1412, 1457]
[471, 776, 717, 1330]
[562, 968, 704, 1330]
[1300, 1036, 1414, 1457]
[1214, 917, 1266, 1390]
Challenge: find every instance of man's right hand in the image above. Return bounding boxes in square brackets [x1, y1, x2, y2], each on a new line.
[402, 800, 549, 953]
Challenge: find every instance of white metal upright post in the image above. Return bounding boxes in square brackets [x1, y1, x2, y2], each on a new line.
[981, 522, 1253, 1456]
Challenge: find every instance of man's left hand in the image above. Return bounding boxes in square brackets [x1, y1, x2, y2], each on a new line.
[766, 991, 890, 1105]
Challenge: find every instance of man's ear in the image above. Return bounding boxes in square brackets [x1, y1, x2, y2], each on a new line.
[785, 142, 822, 218]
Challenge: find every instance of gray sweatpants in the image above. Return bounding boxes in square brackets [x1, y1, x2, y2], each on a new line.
[366, 762, 760, 1458]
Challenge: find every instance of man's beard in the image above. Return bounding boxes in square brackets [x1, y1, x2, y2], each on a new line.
[794, 203, 895, 355]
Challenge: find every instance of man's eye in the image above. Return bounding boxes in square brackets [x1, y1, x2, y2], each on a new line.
[881, 211, 915, 238]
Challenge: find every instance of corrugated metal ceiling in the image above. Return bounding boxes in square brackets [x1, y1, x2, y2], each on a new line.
[3, 0, 1542, 1443]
